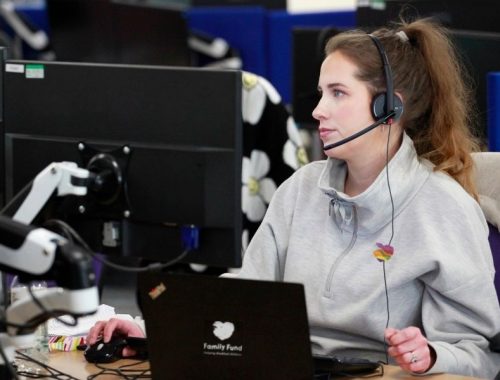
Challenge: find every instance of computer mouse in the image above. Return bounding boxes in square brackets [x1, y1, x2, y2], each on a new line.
[84, 337, 128, 363]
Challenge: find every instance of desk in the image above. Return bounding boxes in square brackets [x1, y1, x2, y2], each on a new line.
[16, 350, 149, 380]
[16, 350, 481, 380]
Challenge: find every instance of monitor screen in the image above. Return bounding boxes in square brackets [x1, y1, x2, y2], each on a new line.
[2, 61, 242, 268]
[46, 0, 192, 66]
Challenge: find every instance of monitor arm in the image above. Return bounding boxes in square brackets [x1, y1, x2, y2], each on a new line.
[0, 162, 99, 365]
[0, 0, 49, 51]
[12, 161, 90, 225]
[1, 215, 99, 342]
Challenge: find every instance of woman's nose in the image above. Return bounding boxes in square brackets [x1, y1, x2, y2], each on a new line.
[312, 97, 326, 121]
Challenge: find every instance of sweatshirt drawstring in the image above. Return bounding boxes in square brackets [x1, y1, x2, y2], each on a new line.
[329, 196, 356, 234]
[325, 196, 359, 295]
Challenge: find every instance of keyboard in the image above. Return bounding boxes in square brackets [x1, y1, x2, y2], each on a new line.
[313, 355, 382, 375]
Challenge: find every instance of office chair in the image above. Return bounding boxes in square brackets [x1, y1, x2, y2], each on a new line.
[473, 153, 500, 376]
[472, 152, 500, 301]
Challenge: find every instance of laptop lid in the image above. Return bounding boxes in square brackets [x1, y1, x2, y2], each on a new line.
[137, 272, 314, 380]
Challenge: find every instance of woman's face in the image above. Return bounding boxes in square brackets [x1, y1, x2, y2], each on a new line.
[313, 51, 385, 161]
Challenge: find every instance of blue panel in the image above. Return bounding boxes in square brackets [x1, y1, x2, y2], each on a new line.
[267, 10, 355, 104]
[186, 6, 267, 77]
[18, 8, 50, 34]
[0, 0, 50, 59]
[488, 72, 500, 151]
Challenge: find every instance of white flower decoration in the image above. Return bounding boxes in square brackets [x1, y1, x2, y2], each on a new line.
[242, 72, 281, 125]
[242, 229, 249, 253]
[242, 150, 277, 222]
[283, 116, 309, 169]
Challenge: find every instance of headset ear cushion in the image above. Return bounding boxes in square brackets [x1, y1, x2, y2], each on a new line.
[371, 93, 404, 121]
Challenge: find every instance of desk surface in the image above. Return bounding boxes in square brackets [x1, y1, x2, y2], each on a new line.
[16, 350, 481, 380]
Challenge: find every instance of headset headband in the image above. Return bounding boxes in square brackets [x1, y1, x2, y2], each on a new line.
[368, 34, 395, 118]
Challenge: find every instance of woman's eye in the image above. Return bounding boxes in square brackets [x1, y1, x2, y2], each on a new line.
[333, 89, 345, 97]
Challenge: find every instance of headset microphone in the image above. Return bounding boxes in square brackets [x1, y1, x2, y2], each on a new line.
[322, 111, 395, 151]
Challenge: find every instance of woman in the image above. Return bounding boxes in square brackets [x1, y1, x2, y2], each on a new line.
[88, 19, 500, 377]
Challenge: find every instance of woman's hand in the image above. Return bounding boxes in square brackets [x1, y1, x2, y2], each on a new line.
[86, 318, 146, 357]
[385, 327, 436, 373]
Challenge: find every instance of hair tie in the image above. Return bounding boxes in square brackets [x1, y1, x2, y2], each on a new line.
[395, 30, 409, 43]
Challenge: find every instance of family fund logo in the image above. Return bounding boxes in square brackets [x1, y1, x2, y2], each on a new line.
[202, 320, 243, 357]
[213, 321, 235, 341]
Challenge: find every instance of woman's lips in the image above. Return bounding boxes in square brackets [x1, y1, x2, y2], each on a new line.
[318, 127, 337, 139]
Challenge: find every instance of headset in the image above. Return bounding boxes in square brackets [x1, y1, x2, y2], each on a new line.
[323, 34, 404, 151]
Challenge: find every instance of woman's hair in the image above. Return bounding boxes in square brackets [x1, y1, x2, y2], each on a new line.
[324, 18, 480, 200]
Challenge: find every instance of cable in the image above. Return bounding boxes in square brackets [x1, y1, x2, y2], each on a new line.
[381, 123, 394, 365]
[0, 179, 34, 217]
[0, 287, 79, 338]
[42, 219, 191, 273]
[0, 342, 19, 380]
[1, 318, 46, 331]
[0, 218, 191, 337]
[87, 360, 151, 380]
[27, 286, 79, 328]
[385, 125, 396, 246]
[14, 349, 78, 379]
[382, 261, 390, 365]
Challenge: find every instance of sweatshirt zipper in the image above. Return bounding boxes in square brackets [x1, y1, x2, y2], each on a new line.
[324, 206, 358, 296]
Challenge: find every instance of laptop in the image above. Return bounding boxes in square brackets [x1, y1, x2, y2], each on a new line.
[137, 272, 314, 379]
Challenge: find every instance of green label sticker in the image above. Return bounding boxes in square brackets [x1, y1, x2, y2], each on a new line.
[26, 64, 45, 79]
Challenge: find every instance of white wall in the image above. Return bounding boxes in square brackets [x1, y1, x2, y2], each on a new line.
[287, 0, 356, 13]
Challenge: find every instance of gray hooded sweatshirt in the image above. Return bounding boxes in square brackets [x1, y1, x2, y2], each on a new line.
[234, 134, 500, 378]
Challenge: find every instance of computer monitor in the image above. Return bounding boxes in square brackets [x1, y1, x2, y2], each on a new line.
[356, 0, 500, 34]
[2, 61, 242, 268]
[450, 29, 500, 143]
[46, 0, 192, 66]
